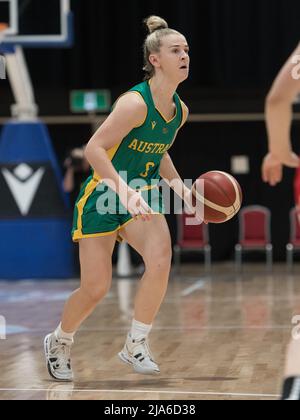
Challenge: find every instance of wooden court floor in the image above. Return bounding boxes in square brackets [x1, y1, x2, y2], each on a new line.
[0, 263, 300, 400]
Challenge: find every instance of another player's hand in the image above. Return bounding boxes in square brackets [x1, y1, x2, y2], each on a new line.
[262, 153, 283, 186]
[262, 152, 299, 186]
[125, 189, 153, 222]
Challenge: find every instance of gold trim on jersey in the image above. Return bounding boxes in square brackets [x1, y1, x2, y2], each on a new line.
[73, 229, 118, 242]
[72, 213, 163, 242]
[137, 184, 159, 191]
[148, 78, 178, 124]
[179, 100, 188, 128]
[75, 139, 125, 237]
[164, 101, 187, 152]
[117, 213, 163, 241]
[73, 177, 100, 239]
[93, 141, 122, 182]
[108, 143, 122, 160]
[73, 174, 159, 241]
[155, 106, 178, 124]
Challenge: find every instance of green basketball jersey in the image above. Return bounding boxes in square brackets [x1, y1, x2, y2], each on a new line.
[72, 80, 185, 241]
[94, 80, 184, 187]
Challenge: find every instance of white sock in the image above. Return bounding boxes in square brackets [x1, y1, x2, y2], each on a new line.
[130, 319, 152, 340]
[55, 323, 75, 342]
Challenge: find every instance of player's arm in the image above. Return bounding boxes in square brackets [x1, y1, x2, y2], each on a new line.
[160, 102, 189, 197]
[262, 42, 300, 185]
[160, 152, 205, 221]
[160, 150, 192, 201]
[160, 103, 198, 215]
[84, 92, 152, 220]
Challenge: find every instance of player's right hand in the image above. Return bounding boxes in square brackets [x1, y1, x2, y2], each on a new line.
[262, 152, 300, 186]
[124, 189, 153, 222]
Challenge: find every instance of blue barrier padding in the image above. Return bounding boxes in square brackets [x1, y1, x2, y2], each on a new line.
[0, 219, 74, 279]
[0, 121, 70, 209]
[0, 121, 74, 279]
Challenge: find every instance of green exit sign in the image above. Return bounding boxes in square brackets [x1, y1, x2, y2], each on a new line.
[70, 90, 111, 113]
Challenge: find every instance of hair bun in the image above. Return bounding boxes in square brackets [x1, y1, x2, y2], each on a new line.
[144, 16, 168, 34]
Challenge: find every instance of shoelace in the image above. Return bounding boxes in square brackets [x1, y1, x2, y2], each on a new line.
[50, 340, 72, 371]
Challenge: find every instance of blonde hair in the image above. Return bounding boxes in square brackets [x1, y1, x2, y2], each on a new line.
[143, 16, 181, 80]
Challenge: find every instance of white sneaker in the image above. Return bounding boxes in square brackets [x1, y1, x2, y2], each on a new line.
[44, 333, 74, 382]
[118, 334, 160, 375]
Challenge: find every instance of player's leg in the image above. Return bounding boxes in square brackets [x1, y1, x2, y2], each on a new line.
[281, 339, 300, 400]
[44, 234, 117, 381]
[118, 215, 172, 375]
[61, 235, 117, 331]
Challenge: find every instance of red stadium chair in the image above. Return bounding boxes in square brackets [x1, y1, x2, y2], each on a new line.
[235, 206, 273, 271]
[173, 213, 211, 273]
[286, 207, 300, 270]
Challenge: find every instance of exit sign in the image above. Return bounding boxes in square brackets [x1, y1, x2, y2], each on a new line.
[70, 90, 111, 113]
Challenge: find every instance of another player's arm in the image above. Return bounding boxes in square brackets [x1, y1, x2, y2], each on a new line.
[266, 42, 300, 159]
[63, 166, 75, 193]
[84, 93, 152, 220]
[262, 42, 300, 185]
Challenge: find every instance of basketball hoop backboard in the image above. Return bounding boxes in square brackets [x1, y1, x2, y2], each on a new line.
[0, 0, 73, 47]
[0, 0, 18, 35]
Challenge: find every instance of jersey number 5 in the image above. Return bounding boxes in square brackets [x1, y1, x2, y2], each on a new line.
[140, 162, 155, 178]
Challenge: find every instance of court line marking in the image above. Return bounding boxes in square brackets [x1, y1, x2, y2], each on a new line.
[80, 326, 293, 331]
[0, 388, 279, 398]
[0, 325, 294, 336]
[181, 280, 207, 297]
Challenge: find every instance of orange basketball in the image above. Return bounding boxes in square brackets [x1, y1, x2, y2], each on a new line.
[191, 171, 243, 223]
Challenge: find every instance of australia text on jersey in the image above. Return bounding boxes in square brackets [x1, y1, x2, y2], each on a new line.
[128, 139, 171, 154]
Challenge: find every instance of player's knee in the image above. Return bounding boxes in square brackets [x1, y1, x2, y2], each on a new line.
[82, 280, 111, 304]
[144, 243, 172, 272]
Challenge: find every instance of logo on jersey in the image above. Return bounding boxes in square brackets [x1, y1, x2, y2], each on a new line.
[163, 128, 169, 135]
[2, 163, 45, 216]
[151, 121, 157, 130]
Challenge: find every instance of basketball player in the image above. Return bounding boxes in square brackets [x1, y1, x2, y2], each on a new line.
[262, 42, 300, 400]
[44, 16, 196, 381]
